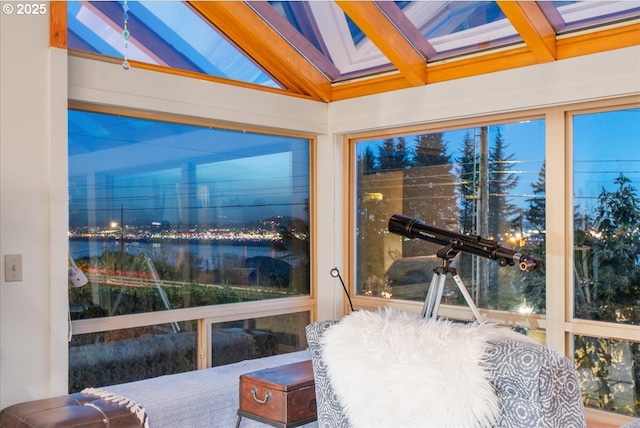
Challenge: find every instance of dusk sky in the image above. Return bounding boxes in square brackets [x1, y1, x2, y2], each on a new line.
[69, 108, 639, 230]
[68, 110, 309, 228]
[357, 109, 640, 217]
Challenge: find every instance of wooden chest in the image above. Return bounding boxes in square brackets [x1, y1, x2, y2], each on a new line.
[237, 360, 317, 428]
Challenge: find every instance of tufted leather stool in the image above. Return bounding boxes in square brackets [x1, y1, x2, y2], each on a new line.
[0, 392, 143, 428]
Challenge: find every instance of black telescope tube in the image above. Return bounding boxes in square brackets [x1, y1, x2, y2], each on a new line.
[388, 214, 538, 271]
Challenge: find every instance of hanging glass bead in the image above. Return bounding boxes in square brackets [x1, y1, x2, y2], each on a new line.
[122, 0, 130, 70]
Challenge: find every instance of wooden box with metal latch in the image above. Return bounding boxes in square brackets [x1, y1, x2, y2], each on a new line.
[237, 360, 317, 428]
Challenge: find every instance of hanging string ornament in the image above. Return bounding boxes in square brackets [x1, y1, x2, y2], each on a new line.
[122, 0, 130, 70]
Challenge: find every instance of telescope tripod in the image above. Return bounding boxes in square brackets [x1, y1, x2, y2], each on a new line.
[421, 245, 484, 323]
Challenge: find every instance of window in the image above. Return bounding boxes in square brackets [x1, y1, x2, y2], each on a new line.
[69, 321, 197, 392]
[352, 119, 545, 315]
[571, 106, 640, 417]
[574, 335, 640, 417]
[572, 107, 640, 326]
[210, 312, 311, 366]
[68, 108, 313, 390]
[69, 109, 311, 320]
[349, 103, 640, 420]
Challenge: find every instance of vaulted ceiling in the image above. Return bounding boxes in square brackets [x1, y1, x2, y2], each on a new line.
[57, 1, 640, 103]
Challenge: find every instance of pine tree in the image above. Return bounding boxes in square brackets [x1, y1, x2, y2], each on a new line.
[357, 138, 411, 294]
[481, 129, 520, 309]
[457, 131, 478, 235]
[377, 137, 408, 172]
[488, 129, 520, 240]
[402, 133, 457, 257]
[412, 133, 451, 167]
[526, 162, 546, 231]
[357, 145, 378, 175]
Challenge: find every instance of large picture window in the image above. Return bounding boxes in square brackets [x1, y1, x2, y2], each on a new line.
[68, 110, 311, 320]
[67, 109, 312, 390]
[353, 119, 545, 315]
[572, 107, 640, 417]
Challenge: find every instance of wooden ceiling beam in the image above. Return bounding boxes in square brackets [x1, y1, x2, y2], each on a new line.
[375, 1, 438, 60]
[428, 47, 537, 83]
[332, 47, 538, 101]
[188, 1, 332, 102]
[497, 1, 557, 63]
[557, 22, 640, 59]
[50, 1, 67, 49]
[332, 20, 640, 101]
[332, 73, 413, 101]
[336, 1, 428, 87]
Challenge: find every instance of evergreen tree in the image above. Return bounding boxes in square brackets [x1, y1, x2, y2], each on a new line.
[512, 163, 547, 314]
[454, 132, 480, 288]
[412, 133, 451, 167]
[357, 138, 411, 295]
[378, 137, 408, 172]
[482, 129, 520, 309]
[357, 145, 378, 175]
[526, 163, 546, 231]
[403, 133, 457, 257]
[488, 129, 520, 240]
[457, 131, 478, 234]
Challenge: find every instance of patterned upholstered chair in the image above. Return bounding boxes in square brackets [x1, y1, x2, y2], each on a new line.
[306, 315, 587, 428]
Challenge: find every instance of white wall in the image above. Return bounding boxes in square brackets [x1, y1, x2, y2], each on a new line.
[0, 9, 69, 408]
[1, 8, 639, 409]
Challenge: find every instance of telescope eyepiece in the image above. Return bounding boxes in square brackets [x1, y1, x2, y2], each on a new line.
[518, 258, 538, 272]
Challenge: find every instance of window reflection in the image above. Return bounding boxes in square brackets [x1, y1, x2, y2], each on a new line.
[68, 321, 198, 392]
[354, 120, 545, 314]
[210, 312, 310, 366]
[574, 334, 640, 417]
[68, 110, 311, 319]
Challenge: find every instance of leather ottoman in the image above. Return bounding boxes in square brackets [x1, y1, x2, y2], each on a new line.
[0, 392, 142, 428]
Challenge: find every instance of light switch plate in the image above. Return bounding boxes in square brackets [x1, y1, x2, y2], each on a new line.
[4, 254, 23, 282]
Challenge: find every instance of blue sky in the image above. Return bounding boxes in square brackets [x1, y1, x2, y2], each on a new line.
[573, 108, 640, 214]
[356, 108, 640, 216]
[68, 110, 309, 228]
[68, 108, 639, 229]
[357, 119, 546, 208]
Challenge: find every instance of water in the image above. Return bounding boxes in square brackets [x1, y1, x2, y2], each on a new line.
[69, 239, 289, 270]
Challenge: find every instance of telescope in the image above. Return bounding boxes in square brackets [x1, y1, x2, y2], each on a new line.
[388, 214, 539, 272]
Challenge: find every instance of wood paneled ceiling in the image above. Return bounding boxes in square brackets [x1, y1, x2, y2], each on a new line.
[55, 1, 640, 103]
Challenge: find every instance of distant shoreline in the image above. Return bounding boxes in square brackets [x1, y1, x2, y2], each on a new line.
[68, 236, 281, 248]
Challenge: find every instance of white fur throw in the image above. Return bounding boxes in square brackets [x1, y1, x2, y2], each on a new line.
[320, 309, 531, 428]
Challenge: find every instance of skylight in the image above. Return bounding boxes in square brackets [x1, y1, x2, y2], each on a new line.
[62, 1, 640, 100]
[67, 1, 282, 88]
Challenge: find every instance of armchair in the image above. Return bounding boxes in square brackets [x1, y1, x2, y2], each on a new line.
[306, 309, 586, 428]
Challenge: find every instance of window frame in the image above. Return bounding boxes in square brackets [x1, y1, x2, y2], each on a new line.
[565, 101, 640, 339]
[344, 97, 640, 423]
[67, 101, 318, 370]
[345, 110, 549, 330]
[564, 100, 640, 422]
